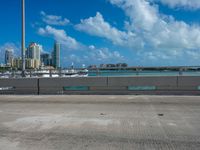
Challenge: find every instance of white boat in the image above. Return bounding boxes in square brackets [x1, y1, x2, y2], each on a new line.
[42, 74, 59, 78]
[0, 68, 89, 78]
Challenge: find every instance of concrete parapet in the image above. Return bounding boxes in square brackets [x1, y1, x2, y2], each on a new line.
[0, 76, 200, 95]
[178, 76, 200, 86]
[39, 77, 107, 94]
[0, 78, 38, 94]
[108, 76, 177, 87]
[40, 77, 107, 87]
[90, 86, 127, 91]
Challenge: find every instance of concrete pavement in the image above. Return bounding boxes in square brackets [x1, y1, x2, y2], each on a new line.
[0, 95, 200, 150]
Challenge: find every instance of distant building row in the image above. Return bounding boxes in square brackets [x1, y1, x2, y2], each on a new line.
[5, 42, 61, 69]
[88, 63, 128, 69]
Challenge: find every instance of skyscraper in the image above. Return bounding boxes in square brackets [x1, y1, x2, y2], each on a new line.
[41, 53, 52, 66]
[26, 42, 42, 69]
[52, 42, 60, 69]
[27, 42, 41, 61]
[5, 48, 14, 66]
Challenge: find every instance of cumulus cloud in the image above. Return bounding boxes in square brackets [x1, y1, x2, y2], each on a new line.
[37, 25, 124, 65]
[63, 46, 124, 66]
[75, 12, 131, 46]
[40, 11, 70, 26]
[76, 0, 200, 54]
[154, 0, 200, 9]
[88, 46, 124, 61]
[73, 0, 200, 65]
[116, 0, 200, 48]
[75, 0, 200, 53]
[111, 0, 159, 31]
[75, 12, 144, 49]
[36, 0, 200, 66]
[38, 25, 81, 50]
[83, 0, 200, 64]
[62, 47, 125, 66]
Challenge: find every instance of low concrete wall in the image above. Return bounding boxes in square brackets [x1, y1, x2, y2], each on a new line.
[0, 78, 38, 94]
[108, 76, 177, 90]
[0, 76, 200, 95]
[39, 77, 107, 94]
[178, 76, 200, 90]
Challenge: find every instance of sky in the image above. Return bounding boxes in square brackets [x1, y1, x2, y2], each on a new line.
[1, 0, 200, 67]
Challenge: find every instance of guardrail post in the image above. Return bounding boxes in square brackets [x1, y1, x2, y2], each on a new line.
[37, 78, 40, 95]
[50, 69, 52, 77]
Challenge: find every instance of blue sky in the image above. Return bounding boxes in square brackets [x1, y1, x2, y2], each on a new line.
[1, 0, 200, 67]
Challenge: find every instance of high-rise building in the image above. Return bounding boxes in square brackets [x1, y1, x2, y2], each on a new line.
[26, 42, 42, 69]
[41, 53, 52, 66]
[12, 58, 22, 69]
[26, 59, 34, 69]
[5, 48, 14, 66]
[52, 42, 60, 69]
[12, 58, 40, 69]
[27, 42, 41, 61]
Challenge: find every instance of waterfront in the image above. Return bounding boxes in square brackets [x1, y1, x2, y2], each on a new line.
[89, 70, 200, 77]
[1, 69, 200, 78]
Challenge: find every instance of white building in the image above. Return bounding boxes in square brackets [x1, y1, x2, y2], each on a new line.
[27, 42, 41, 62]
[26, 42, 42, 69]
[5, 48, 14, 66]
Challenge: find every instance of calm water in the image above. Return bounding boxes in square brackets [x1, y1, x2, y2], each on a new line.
[88, 70, 200, 77]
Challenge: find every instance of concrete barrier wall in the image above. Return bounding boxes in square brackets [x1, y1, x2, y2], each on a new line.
[0, 76, 200, 95]
[178, 76, 200, 90]
[38, 76, 200, 95]
[0, 78, 38, 94]
[108, 76, 178, 90]
[39, 77, 107, 94]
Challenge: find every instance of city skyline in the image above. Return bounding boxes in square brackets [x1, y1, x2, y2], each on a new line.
[3, 41, 61, 70]
[1, 0, 200, 67]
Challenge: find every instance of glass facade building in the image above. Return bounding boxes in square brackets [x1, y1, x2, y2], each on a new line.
[52, 42, 60, 69]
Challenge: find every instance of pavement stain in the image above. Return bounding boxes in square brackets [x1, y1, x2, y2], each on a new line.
[158, 113, 164, 117]
[100, 113, 106, 116]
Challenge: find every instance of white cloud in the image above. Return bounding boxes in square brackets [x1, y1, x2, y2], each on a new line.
[74, 1, 200, 53]
[109, 0, 200, 47]
[73, 0, 200, 65]
[88, 45, 124, 62]
[36, 0, 200, 66]
[154, 0, 200, 9]
[88, 45, 95, 50]
[111, 0, 159, 31]
[38, 25, 81, 50]
[107, 0, 200, 64]
[40, 11, 70, 26]
[136, 48, 200, 66]
[75, 12, 131, 46]
[63, 46, 124, 65]
[37, 25, 124, 65]
[90, 47, 124, 61]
